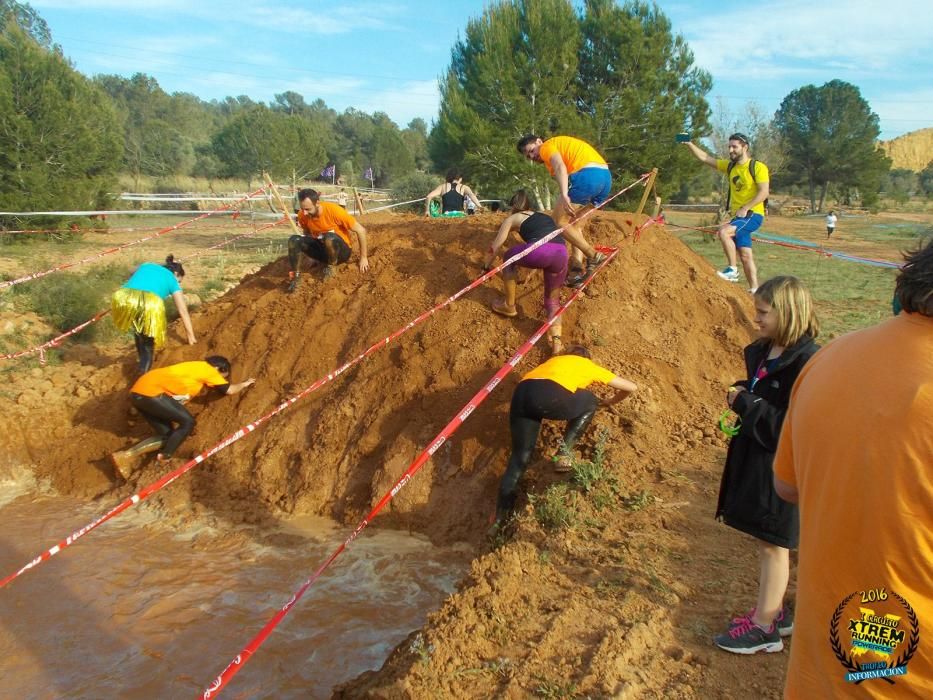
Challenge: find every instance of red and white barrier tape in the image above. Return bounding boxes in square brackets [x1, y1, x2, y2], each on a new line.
[200, 246, 619, 698]
[0, 219, 287, 363]
[0, 187, 268, 290]
[0, 174, 648, 587]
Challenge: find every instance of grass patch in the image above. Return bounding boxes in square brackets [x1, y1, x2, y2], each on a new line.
[533, 677, 579, 699]
[621, 490, 655, 512]
[530, 483, 578, 531]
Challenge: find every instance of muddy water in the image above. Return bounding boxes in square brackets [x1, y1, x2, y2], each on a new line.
[0, 474, 470, 699]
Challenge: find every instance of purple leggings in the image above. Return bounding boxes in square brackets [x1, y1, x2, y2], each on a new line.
[504, 241, 568, 317]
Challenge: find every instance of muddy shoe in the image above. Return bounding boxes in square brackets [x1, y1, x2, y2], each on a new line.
[491, 299, 518, 317]
[552, 453, 574, 473]
[109, 451, 133, 480]
[286, 274, 299, 293]
[322, 265, 336, 280]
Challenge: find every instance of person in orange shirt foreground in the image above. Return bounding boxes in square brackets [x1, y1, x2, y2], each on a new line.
[109, 356, 256, 479]
[517, 134, 611, 287]
[493, 346, 637, 529]
[287, 188, 369, 292]
[773, 238, 933, 698]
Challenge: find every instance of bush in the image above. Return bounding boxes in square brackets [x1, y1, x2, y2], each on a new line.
[11, 262, 129, 337]
[390, 172, 439, 213]
[530, 483, 577, 530]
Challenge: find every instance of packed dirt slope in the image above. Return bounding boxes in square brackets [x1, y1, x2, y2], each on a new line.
[1, 209, 786, 697]
[880, 127, 933, 172]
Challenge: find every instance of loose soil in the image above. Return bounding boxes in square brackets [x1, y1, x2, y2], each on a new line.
[0, 210, 792, 698]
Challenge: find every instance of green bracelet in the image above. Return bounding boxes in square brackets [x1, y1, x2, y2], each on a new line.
[718, 409, 741, 437]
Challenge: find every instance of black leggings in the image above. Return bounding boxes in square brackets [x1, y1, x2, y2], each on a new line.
[496, 379, 597, 520]
[130, 393, 195, 458]
[134, 333, 155, 374]
[288, 233, 351, 269]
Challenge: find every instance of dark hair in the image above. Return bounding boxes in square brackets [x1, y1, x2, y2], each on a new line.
[297, 188, 320, 204]
[565, 345, 591, 359]
[509, 190, 532, 212]
[445, 169, 461, 183]
[895, 236, 933, 316]
[728, 132, 750, 146]
[163, 254, 185, 278]
[517, 134, 541, 153]
[205, 355, 231, 375]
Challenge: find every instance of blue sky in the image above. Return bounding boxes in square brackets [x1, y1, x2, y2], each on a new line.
[31, 0, 933, 141]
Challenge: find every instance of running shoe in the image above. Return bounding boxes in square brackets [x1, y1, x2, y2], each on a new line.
[717, 266, 740, 282]
[729, 605, 794, 638]
[715, 617, 783, 654]
[109, 451, 132, 480]
[286, 273, 299, 293]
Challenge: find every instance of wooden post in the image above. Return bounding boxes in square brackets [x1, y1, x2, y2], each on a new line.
[634, 168, 658, 218]
[263, 171, 301, 237]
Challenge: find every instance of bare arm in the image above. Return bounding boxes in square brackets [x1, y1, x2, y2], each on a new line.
[225, 378, 256, 395]
[483, 214, 521, 269]
[352, 222, 369, 272]
[774, 473, 798, 504]
[424, 184, 444, 215]
[550, 153, 572, 207]
[602, 376, 638, 405]
[171, 290, 196, 344]
[735, 180, 770, 218]
[682, 141, 718, 169]
[463, 185, 483, 211]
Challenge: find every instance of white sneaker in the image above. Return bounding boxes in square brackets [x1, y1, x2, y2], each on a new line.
[748, 287, 758, 294]
[717, 266, 740, 282]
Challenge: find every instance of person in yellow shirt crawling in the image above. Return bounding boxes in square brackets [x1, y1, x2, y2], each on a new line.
[493, 346, 638, 528]
[287, 188, 370, 292]
[682, 132, 769, 292]
[109, 356, 255, 479]
[517, 135, 612, 287]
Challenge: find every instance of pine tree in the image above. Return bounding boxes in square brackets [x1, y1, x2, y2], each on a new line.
[0, 23, 121, 228]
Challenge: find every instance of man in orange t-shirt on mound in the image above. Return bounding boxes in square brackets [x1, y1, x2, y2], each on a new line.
[517, 134, 611, 287]
[287, 188, 370, 292]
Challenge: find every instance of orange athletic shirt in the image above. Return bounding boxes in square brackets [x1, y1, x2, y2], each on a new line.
[297, 201, 357, 247]
[521, 355, 616, 393]
[538, 136, 607, 177]
[131, 361, 229, 398]
[774, 313, 933, 699]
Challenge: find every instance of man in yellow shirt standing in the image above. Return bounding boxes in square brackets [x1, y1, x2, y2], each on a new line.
[287, 188, 370, 292]
[517, 135, 611, 287]
[773, 239, 933, 698]
[493, 346, 637, 527]
[683, 133, 769, 292]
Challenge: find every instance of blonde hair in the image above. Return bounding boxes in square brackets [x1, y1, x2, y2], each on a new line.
[755, 276, 820, 346]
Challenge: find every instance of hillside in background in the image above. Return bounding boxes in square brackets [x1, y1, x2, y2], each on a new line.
[880, 127, 933, 171]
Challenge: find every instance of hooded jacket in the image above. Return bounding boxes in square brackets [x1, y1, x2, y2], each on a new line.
[715, 333, 819, 547]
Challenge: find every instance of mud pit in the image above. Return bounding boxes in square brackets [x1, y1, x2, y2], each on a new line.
[0, 211, 792, 697]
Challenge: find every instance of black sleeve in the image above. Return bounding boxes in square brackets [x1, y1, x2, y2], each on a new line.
[731, 358, 808, 452]
[212, 382, 230, 396]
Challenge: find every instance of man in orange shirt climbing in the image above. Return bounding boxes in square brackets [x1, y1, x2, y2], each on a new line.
[517, 135, 611, 287]
[287, 188, 370, 292]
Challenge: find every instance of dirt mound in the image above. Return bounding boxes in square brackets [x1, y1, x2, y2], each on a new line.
[0, 210, 782, 697]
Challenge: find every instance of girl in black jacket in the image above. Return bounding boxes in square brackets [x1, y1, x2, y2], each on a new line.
[714, 276, 820, 655]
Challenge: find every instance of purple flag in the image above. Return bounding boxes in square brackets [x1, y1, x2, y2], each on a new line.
[364, 167, 374, 181]
[321, 164, 335, 178]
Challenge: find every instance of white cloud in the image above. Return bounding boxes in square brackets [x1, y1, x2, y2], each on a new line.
[355, 80, 441, 127]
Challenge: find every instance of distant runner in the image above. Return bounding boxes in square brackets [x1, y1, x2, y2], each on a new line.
[425, 170, 483, 217]
[682, 132, 769, 292]
[109, 356, 255, 478]
[111, 256, 196, 374]
[517, 134, 610, 286]
[825, 210, 837, 238]
[287, 188, 369, 292]
[493, 347, 637, 528]
[483, 190, 568, 355]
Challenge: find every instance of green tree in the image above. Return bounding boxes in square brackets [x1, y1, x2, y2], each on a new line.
[402, 118, 431, 171]
[430, 0, 711, 206]
[1, 0, 52, 49]
[0, 24, 121, 228]
[210, 105, 326, 184]
[577, 0, 711, 198]
[774, 80, 890, 213]
[917, 161, 933, 197]
[430, 0, 583, 205]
